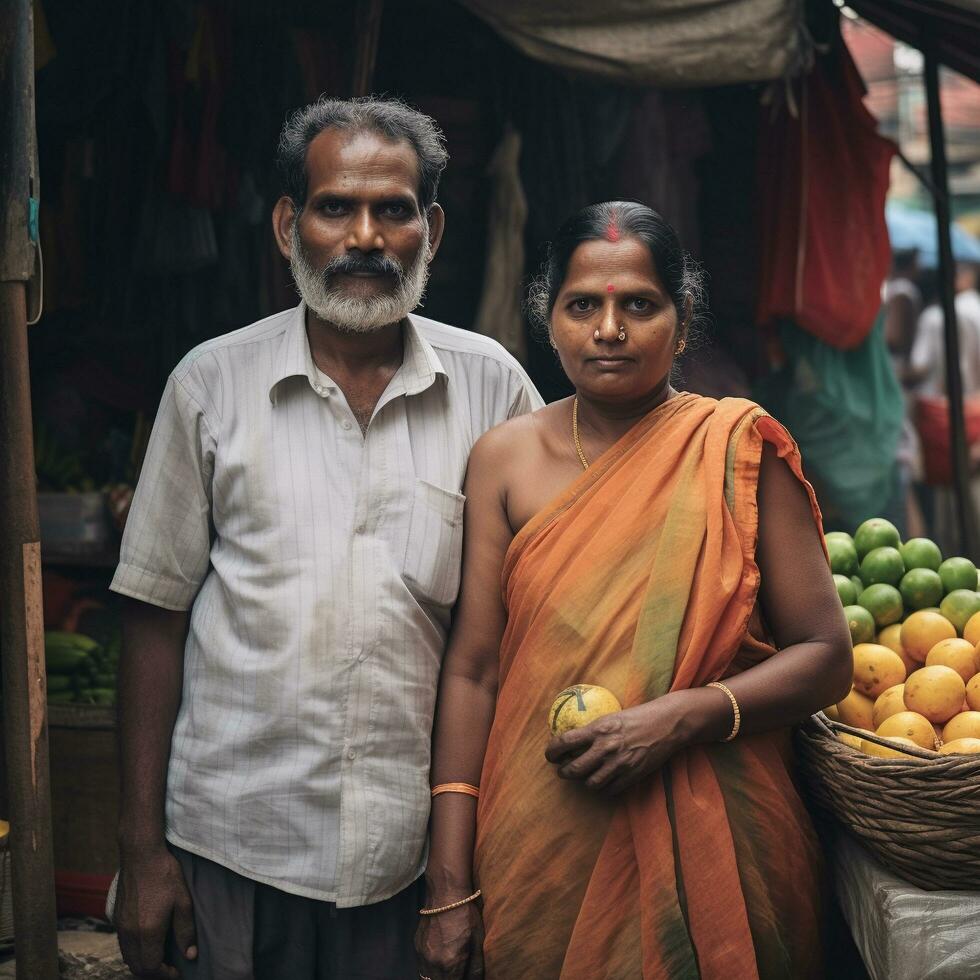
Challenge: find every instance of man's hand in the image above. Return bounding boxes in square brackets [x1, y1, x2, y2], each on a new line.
[415, 901, 485, 980]
[544, 695, 689, 795]
[115, 846, 197, 979]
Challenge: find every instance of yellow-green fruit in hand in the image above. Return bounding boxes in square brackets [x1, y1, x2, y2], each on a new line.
[549, 685, 622, 735]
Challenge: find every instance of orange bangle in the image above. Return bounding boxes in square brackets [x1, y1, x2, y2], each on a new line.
[431, 782, 480, 799]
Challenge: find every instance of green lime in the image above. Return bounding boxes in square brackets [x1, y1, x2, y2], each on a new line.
[854, 518, 901, 560]
[826, 531, 855, 548]
[834, 574, 858, 606]
[850, 575, 865, 596]
[858, 584, 904, 628]
[828, 537, 860, 577]
[939, 589, 980, 634]
[899, 568, 944, 611]
[860, 546, 905, 588]
[939, 556, 978, 595]
[843, 605, 876, 645]
[899, 537, 942, 572]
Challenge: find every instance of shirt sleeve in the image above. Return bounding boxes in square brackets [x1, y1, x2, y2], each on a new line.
[507, 371, 545, 418]
[110, 374, 216, 611]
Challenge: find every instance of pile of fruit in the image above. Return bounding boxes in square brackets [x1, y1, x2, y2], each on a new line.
[45, 630, 119, 706]
[827, 518, 980, 758]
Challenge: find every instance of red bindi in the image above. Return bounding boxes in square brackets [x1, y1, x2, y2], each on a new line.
[606, 284, 615, 293]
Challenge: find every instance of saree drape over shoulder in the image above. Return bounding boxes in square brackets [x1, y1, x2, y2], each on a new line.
[474, 394, 828, 980]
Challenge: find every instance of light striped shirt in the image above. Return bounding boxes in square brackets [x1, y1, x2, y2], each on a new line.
[110, 303, 542, 906]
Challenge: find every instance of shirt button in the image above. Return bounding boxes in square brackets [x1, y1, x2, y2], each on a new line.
[347, 749, 356, 761]
[354, 523, 365, 534]
[357, 651, 367, 663]
[342, 419, 352, 430]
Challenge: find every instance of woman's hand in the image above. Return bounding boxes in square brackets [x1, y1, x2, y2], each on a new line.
[415, 901, 485, 980]
[544, 694, 691, 795]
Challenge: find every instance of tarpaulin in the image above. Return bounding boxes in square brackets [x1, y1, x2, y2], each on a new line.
[456, 0, 806, 87]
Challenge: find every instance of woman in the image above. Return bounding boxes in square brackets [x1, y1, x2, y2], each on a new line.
[416, 202, 852, 980]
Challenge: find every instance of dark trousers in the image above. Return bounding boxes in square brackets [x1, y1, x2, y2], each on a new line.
[166, 845, 422, 980]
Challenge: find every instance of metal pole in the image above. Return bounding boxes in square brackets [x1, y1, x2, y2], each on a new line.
[924, 51, 978, 559]
[0, 0, 60, 975]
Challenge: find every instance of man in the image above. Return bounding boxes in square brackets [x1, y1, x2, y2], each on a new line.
[111, 96, 541, 979]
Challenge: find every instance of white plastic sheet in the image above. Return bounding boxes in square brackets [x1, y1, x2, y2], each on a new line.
[834, 832, 980, 980]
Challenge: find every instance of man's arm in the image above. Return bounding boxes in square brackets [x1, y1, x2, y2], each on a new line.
[114, 598, 197, 979]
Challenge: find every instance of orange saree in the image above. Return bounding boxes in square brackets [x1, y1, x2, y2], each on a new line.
[473, 393, 828, 980]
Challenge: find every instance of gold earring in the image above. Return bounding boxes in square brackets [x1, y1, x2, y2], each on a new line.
[675, 339, 687, 355]
[617, 330, 627, 342]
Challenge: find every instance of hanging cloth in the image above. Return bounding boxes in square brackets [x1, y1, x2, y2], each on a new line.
[755, 43, 896, 350]
[473, 123, 528, 362]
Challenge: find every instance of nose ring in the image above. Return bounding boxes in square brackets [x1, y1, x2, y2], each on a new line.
[594, 329, 601, 340]
[618, 330, 627, 342]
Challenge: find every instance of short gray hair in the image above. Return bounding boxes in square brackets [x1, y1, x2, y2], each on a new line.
[276, 95, 449, 212]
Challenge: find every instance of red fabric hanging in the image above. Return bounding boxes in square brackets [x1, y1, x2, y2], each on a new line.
[756, 45, 896, 350]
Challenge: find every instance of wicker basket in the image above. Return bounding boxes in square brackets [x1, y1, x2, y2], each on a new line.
[796, 712, 980, 891]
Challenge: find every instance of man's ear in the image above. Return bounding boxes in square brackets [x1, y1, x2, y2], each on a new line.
[426, 203, 446, 261]
[272, 196, 298, 261]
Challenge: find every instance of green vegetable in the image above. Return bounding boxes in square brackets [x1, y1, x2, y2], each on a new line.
[44, 646, 90, 675]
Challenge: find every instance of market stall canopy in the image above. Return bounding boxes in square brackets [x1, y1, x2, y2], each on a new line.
[848, 0, 980, 83]
[886, 202, 980, 267]
[455, 0, 806, 87]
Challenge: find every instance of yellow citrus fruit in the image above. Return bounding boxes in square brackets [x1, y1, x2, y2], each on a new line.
[838, 732, 864, 749]
[836, 688, 875, 730]
[939, 738, 980, 755]
[901, 611, 957, 663]
[877, 624, 918, 676]
[925, 637, 980, 682]
[852, 644, 906, 698]
[903, 665, 967, 723]
[941, 711, 980, 742]
[861, 735, 921, 759]
[876, 710, 938, 749]
[861, 736, 921, 759]
[963, 611, 980, 646]
[549, 684, 622, 735]
[872, 684, 907, 729]
[966, 674, 980, 711]
[824, 703, 840, 721]
[939, 737, 980, 755]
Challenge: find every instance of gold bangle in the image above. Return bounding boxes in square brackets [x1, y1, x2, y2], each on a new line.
[418, 889, 482, 916]
[431, 782, 479, 799]
[707, 681, 741, 742]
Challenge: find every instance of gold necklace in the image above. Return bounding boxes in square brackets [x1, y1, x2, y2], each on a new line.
[572, 396, 589, 470]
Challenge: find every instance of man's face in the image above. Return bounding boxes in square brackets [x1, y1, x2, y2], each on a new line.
[273, 127, 444, 331]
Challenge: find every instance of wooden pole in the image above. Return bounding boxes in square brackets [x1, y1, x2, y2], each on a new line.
[924, 50, 978, 559]
[351, 0, 385, 97]
[0, 0, 60, 975]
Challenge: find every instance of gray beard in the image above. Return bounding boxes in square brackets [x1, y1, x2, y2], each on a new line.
[289, 222, 432, 333]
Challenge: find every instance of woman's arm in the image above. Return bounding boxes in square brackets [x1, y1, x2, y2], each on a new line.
[416, 424, 520, 979]
[546, 441, 852, 794]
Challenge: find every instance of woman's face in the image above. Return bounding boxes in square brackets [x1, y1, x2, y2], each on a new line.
[550, 237, 681, 404]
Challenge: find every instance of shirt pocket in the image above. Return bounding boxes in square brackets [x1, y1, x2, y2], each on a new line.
[402, 479, 465, 607]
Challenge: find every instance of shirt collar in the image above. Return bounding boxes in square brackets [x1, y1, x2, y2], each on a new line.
[268, 303, 447, 403]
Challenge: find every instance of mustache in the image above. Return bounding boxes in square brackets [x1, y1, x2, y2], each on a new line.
[321, 252, 404, 281]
